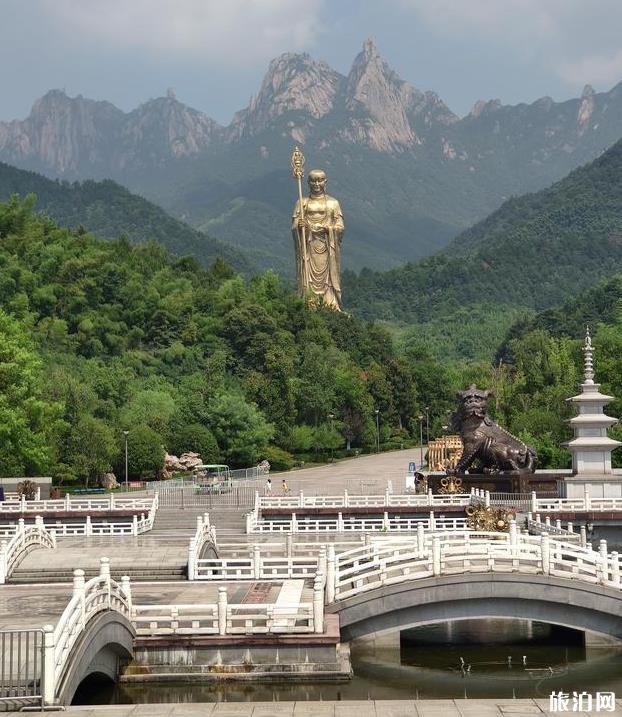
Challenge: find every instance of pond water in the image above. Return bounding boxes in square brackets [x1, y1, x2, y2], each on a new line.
[75, 618, 622, 704]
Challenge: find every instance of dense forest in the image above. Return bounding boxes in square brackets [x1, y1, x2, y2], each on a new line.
[0, 162, 250, 273]
[343, 138, 622, 360]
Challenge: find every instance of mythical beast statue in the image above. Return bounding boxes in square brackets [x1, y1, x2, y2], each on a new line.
[450, 384, 537, 474]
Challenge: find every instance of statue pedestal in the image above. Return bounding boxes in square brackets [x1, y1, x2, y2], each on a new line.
[426, 471, 566, 495]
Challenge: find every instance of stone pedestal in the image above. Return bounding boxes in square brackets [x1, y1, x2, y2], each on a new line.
[562, 473, 622, 499]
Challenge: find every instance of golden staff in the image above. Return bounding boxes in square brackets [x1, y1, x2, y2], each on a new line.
[290, 146, 307, 290]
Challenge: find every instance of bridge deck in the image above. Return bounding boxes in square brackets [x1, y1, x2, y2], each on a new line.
[7, 698, 622, 715]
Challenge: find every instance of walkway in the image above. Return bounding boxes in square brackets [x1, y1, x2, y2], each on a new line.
[10, 698, 621, 715]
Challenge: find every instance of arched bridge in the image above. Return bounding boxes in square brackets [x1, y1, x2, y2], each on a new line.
[323, 529, 622, 642]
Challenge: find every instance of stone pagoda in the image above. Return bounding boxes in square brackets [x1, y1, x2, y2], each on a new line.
[563, 328, 622, 498]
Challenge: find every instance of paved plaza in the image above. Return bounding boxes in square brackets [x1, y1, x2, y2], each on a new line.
[9, 698, 622, 715]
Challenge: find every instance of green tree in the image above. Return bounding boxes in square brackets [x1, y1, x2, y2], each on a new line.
[125, 426, 164, 478]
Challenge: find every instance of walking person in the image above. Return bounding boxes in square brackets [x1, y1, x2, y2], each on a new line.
[281, 478, 290, 495]
[265, 477, 272, 495]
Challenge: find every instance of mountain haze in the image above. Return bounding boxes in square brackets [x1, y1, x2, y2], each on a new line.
[2, 41, 622, 272]
[0, 162, 249, 272]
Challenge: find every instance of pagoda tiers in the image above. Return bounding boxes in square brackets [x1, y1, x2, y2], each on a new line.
[563, 329, 621, 497]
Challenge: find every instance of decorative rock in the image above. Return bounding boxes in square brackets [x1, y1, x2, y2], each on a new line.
[100, 472, 119, 490]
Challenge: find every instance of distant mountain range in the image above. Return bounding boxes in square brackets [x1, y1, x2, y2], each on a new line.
[343, 137, 622, 359]
[0, 162, 250, 272]
[2, 40, 622, 273]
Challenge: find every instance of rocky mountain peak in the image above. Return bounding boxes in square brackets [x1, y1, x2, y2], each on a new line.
[342, 39, 419, 151]
[469, 99, 502, 118]
[577, 84, 596, 134]
[227, 53, 342, 142]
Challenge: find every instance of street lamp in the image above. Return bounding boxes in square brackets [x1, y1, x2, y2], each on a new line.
[425, 406, 430, 444]
[122, 430, 129, 492]
[374, 409, 380, 454]
[418, 415, 424, 468]
[328, 413, 335, 463]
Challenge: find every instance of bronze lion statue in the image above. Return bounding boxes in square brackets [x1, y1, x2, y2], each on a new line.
[450, 384, 537, 474]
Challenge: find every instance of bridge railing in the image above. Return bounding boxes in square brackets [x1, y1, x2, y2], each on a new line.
[187, 513, 218, 580]
[194, 554, 320, 581]
[258, 490, 472, 510]
[326, 525, 622, 602]
[0, 494, 155, 514]
[0, 518, 56, 584]
[247, 507, 467, 534]
[0, 628, 45, 710]
[44, 558, 131, 705]
[527, 514, 584, 544]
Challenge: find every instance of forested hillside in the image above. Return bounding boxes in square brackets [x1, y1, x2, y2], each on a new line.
[0, 197, 431, 482]
[344, 138, 622, 359]
[0, 162, 250, 272]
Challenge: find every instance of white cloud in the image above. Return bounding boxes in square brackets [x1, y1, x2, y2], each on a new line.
[392, 0, 622, 90]
[40, 0, 322, 66]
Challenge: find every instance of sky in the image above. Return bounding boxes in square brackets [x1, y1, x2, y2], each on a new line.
[2, 0, 622, 124]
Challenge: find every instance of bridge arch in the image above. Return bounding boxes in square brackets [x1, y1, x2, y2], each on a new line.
[55, 611, 134, 706]
[329, 573, 622, 643]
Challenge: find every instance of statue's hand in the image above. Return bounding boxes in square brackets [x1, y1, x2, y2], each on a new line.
[297, 218, 306, 229]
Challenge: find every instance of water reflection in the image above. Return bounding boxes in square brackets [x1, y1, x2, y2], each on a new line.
[76, 619, 622, 704]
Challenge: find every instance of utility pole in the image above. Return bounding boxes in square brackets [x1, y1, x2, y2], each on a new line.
[123, 430, 129, 492]
[375, 409, 380, 454]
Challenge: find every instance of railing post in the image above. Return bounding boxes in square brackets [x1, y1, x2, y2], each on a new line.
[584, 487, 591, 511]
[540, 534, 550, 575]
[65, 493, 71, 511]
[326, 544, 336, 603]
[580, 524, 587, 548]
[299, 490, 304, 508]
[509, 519, 518, 546]
[432, 537, 441, 576]
[382, 512, 390, 531]
[132, 514, 138, 536]
[384, 487, 390, 506]
[18, 517, 25, 534]
[121, 575, 132, 611]
[246, 512, 253, 534]
[196, 515, 203, 533]
[545, 516, 551, 529]
[217, 586, 228, 635]
[599, 540, 609, 585]
[204, 512, 210, 528]
[337, 512, 345, 532]
[484, 491, 490, 508]
[0, 540, 7, 584]
[73, 568, 86, 629]
[567, 521, 574, 534]
[99, 556, 110, 578]
[427, 489, 433, 506]
[343, 489, 349, 508]
[110, 492, 115, 509]
[291, 512, 298, 533]
[387, 480, 393, 494]
[417, 523, 425, 557]
[429, 511, 436, 531]
[611, 552, 620, 588]
[36, 487, 41, 501]
[313, 574, 324, 633]
[187, 540, 196, 581]
[35, 515, 44, 529]
[530, 491, 537, 513]
[254, 491, 260, 511]
[555, 519, 562, 531]
[286, 533, 293, 558]
[85, 515, 92, 537]
[42, 624, 56, 705]
[253, 544, 261, 579]
[318, 546, 327, 576]
[21, 494, 27, 512]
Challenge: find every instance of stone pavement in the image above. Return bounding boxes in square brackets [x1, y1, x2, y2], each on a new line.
[0, 581, 300, 630]
[10, 698, 622, 715]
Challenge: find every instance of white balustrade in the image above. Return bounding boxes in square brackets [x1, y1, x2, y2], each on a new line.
[42, 559, 131, 705]
[258, 492, 472, 510]
[0, 519, 56, 583]
[329, 526, 622, 602]
[0, 495, 156, 514]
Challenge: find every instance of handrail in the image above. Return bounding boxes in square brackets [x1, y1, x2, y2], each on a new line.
[187, 512, 218, 580]
[43, 558, 132, 705]
[258, 490, 472, 510]
[0, 495, 155, 514]
[326, 525, 621, 603]
[0, 518, 56, 584]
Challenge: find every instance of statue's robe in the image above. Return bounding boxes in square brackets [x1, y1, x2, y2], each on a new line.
[291, 193, 344, 311]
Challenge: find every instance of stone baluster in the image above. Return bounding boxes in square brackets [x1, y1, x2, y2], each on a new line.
[540, 534, 550, 575]
[382, 512, 390, 532]
[567, 521, 574, 534]
[253, 544, 261, 580]
[326, 544, 336, 603]
[530, 491, 537, 514]
[299, 490, 304, 508]
[286, 533, 293, 558]
[580, 524, 587, 548]
[65, 493, 71, 511]
[42, 625, 56, 705]
[73, 568, 86, 628]
[217, 587, 228, 635]
[337, 512, 345, 532]
[427, 489, 433, 506]
[417, 523, 425, 557]
[429, 511, 436, 532]
[132, 514, 138, 536]
[313, 573, 325, 634]
[584, 487, 591, 511]
[509, 519, 518, 547]
[432, 537, 441, 576]
[611, 552, 620, 588]
[291, 513, 298, 533]
[187, 540, 196, 581]
[245, 512, 253, 534]
[599, 540, 609, 585]
[196, 515, 203, 533]
[484, 491, 491, 508]
[343, 489, 349, 508]
[85, 515, 92, 537]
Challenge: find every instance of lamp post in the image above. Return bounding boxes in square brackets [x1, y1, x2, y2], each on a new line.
[425, 406, 430, 444]
[328, 413, 335, 463]
[418, 415, 424, 468]
[374, 409, 380, 454]
[122, 430, 129, 492]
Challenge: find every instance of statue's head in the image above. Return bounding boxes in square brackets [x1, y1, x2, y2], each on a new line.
[308, 169, 327, 196]
[457, 384, 492, 419]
